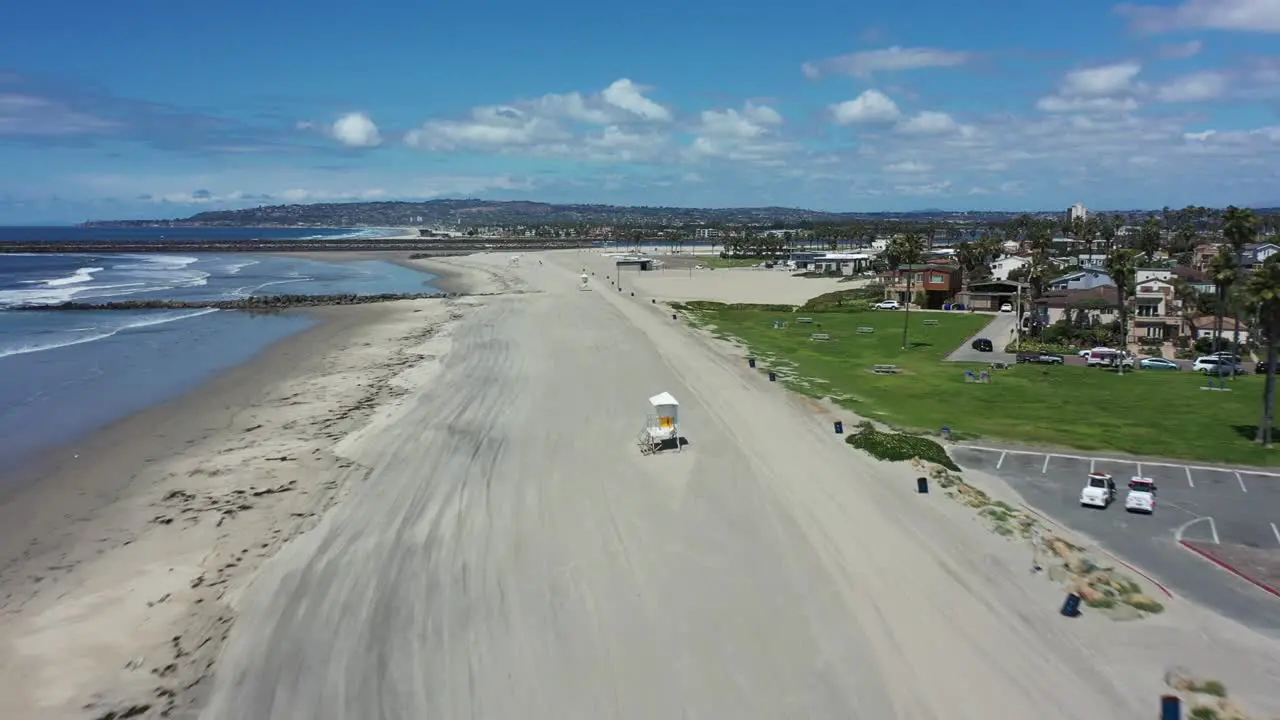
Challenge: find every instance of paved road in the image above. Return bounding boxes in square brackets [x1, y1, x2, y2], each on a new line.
[945, 312, 1017, 363]
[952, 445, 1280, 635]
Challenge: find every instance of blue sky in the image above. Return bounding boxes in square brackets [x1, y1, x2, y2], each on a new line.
[1, 0, 1278, 223]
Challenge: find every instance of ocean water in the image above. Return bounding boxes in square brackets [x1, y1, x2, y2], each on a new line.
[0, 226, 402, 243]
[0, 232, 439, 484]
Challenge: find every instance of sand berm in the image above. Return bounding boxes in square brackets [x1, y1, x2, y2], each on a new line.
[2, 251, 1279, 719]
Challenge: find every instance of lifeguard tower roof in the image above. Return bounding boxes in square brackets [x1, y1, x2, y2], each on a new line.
[649, 392, 678, 407]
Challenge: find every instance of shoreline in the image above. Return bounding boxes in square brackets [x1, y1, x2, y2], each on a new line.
[0, 256, 498, 718]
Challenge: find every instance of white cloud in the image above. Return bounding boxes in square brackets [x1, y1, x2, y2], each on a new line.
[1060, 62, 1142, 96]
[600, 79, 672, 121]
[405, 105, 567, 151]
[1117, 0, 1280, 34]
[895, 180, 952, 196]
[898, 111, 958, 134]
[0, 93, 118, 136]
[1154, 71, 1228, 102]
[831, 90, 901, 124]
[884, 160, 933, 174]
[803, 46, 970, 79]
[1158, 40, 1203, 58]
[685, 102, 791, 164]
[330, 112, 382, 147]
[1035, 95, 1141, 113]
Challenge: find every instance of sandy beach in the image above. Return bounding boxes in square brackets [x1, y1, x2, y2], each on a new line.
[2, 250, 1279, 719]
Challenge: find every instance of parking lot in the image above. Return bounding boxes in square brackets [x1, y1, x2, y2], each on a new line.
[952, 445, 1280, 633]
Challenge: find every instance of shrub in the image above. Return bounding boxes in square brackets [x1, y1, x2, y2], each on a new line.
[679, 300, 795, 312]
[845, 422, 960, 470]
[800, 289, 877, 313]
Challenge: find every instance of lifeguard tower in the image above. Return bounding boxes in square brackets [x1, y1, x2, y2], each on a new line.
[509, 255, 521, 267]
[638, 392, 682, 454]
[579, 273, 590, 291]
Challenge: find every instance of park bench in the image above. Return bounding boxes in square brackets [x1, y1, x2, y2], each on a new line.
[873, 364, 901, 375]
[810, 333, 831, 341]
[922, 319, 939, 326]
[796, 317, 814, 324]
[964, 370, 992, 384]
[856, 326, 875, 334]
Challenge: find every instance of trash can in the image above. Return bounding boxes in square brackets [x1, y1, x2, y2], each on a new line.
[748, 357, 757, 368]
[672, 314, 678, 321]
[768, 371, 777, 382]
[1160, 695, 1181, 720]
[1060, 592, 1082, 617]
[834, 420, 844, 434]
[916, 477, 928, 493]
[941, 426, 952, 442]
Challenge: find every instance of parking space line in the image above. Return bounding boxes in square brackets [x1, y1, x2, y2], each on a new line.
[955, 444, 1280, 479]
[1186, 467, 1194, 487]
[996, 451, 1006, 470]
[1211, 518, 1220, 544]
[1137, 462, 1143, 477]
[1236, 471, 1248, 493]
[1042, 455, 1051, 473]
[1272, 523, 1280, 546]
[1089, 458, 1095, 473]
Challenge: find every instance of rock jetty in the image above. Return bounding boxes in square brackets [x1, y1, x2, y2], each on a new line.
[8, 292, 456, 313]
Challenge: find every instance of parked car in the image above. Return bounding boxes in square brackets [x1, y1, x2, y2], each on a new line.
[874, 300, 901, 310]
[999, 303, 1013, 313]
[1087, 348, 1133, 369]
[1193, 356, 1244, 375]
[971, 338, 994, 352]
[1080, 472, 1116, 508]
[1017, 352, 1064, 365]
[1139, 357, 1181, 371]
[1125, 477, 1156, 514]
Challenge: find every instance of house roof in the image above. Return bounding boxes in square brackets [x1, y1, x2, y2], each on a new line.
[1171, 265, 1208, 283]
[888, 263, 960, 271]
[1049, 268, 1113, 284]
[1037, 286, 1119, 308]
[1190, 316, 1250, 331]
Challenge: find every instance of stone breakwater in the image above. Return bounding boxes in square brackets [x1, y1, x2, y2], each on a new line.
[6, 292, 463, 312]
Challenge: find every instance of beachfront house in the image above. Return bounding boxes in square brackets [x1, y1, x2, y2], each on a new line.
[1130, 278, 1180, 345]
[1047, 269, 1114, 291]
[989, 254, 1030, 281]
[881, 263, 964, 309]
[1035, 286, 1118, 327]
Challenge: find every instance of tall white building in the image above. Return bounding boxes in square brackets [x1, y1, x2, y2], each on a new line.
[1067, 202, 1088, 222]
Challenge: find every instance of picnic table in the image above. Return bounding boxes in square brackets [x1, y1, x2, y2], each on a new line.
[873, 364, 901, 375]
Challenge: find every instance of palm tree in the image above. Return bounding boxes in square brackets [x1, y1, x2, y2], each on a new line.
[1137, 217, 1162, 262]
[1105, 247, 1138, 374]
[886, 233, 926, 350]
[1243, 256, 1280, 446]
[1208, 251, 1239, 384]
[1222, 206, 1259, 372]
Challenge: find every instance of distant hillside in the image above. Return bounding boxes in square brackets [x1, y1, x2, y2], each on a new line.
[80, 199, 1030, 228]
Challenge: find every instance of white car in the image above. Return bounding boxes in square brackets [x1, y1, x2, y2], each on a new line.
[1080, 472, 1116, 508]
[874, 300, 901, 310]
[999, 303, 1013, 313]
[1124, 477, 1156, 514]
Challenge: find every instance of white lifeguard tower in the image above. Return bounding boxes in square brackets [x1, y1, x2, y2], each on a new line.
[638, 391, 681, 454]
[509, 255, 521, 267]
[579, 273, 590, 291]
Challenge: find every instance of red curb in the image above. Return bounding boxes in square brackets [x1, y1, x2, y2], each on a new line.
[1179, 541, 1280, 599]
[1019, 503, 1174, 598]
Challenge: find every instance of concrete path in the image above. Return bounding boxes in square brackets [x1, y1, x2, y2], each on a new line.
[945, 312, 1017, 363]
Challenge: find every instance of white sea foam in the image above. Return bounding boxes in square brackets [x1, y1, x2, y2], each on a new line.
[0, 308, 220, 360]
[41, 266, 105, 287]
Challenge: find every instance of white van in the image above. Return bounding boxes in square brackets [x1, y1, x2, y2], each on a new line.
[1080, 472, 1116, 508]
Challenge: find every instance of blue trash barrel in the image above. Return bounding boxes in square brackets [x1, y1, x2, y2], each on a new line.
[1160, 695, 1181, 720]
[768, 371, 777, 382]
[941, 426, 952, 441]
[748, 357, 757, 368]
[916, 477, 928, 493]
[834, 420, 844, 434]
[1060, 592, 1082, 617]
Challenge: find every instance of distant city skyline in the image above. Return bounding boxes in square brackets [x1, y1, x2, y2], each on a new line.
[2, 0, 1279, 223]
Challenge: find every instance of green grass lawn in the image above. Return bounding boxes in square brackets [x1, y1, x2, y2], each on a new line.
[689, 306, 1277, 467]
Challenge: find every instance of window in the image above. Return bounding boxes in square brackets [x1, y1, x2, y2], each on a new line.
[1145, 326, 1165, 339]
[929, 273, 945, 284]
[1136, 303, 1161, 318]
